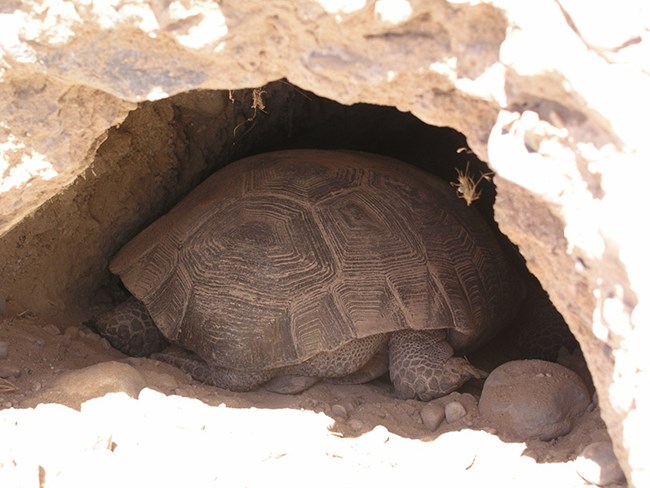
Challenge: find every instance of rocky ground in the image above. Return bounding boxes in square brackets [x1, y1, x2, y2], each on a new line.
[0, 315, 626, 487]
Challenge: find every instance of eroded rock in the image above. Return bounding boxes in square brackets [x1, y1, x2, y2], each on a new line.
[22, 361, 147, 410]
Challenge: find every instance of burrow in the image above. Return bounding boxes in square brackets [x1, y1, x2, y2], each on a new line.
[0, 79, 590, 393]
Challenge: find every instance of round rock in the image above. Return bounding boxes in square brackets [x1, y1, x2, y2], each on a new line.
[421, 402, 445, 431]
[478, 359, 590, 441]
[0, 362, 21, 379]
[444, 401, 467, 423]
[330, 404, 348, 419]
[576, 441, 626, 486]
[43, 324, 61, 336]
[349, 419, 365, 431]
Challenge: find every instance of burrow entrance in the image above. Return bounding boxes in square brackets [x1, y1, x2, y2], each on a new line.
[0, 79, 589, 391]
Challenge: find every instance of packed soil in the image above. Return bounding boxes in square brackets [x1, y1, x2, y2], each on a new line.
[0, 314, 620, 487]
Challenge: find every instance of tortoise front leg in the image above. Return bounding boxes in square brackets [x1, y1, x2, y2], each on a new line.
[87, 297, 168, 356]
[389, 329, 486, 401]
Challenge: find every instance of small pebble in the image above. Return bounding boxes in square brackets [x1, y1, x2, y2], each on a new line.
[341, 398, 360, 413]
[420, 402, 445, 431]
[445, 401, 467, 423]
[590, 391, 599, 409]
[43, 324, 61, 336]
[32, 381, 42, 392]
[0, 362, 22, 379]
[64, 326, 81, 338]
[576, 441, 626, 486]
[0, 341, 8, 359]
[331, 404, 348, 419]
[35, 339, 46, 348]
[349, 419, 364, 431]
[587, 391, 599, 412]
[301, 399, 320, 410]
[123, 357, 142, 367]
[83, 331, 102, 342]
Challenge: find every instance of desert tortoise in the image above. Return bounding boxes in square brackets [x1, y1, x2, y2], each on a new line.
[92, 149, 524, 400]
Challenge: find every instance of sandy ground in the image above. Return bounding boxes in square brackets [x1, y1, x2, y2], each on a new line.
[0, 315, 625, 487]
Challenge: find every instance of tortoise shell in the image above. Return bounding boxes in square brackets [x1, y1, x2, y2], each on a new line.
[110, 150, 522, 371]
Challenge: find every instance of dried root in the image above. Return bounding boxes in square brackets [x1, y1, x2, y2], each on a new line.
[233, 88, 267, 136]
[450, 158, 494, 206]
[0, 377, 17, 393]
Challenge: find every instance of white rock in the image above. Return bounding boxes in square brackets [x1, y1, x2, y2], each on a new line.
[0, 402, 112, 480]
